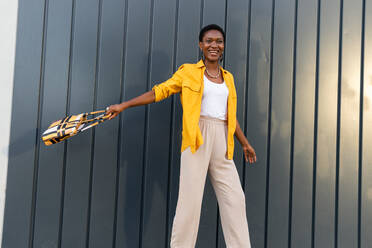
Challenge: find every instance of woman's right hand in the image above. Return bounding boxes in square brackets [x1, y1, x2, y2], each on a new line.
[106, 103, 125, 120]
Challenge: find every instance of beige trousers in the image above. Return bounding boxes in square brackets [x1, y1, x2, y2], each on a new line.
[170, 116, 251, 248]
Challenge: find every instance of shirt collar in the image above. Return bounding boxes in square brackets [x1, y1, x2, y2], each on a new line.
[196, 59, 205, 68]
[196, 59, 227, 74]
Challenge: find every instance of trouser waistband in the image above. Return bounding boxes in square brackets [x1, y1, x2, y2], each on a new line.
[199, 115, 227, 125]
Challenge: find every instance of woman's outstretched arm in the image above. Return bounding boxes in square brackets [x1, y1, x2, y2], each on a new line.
[106, 90, 155, 120]
[106, 65, 185, 120]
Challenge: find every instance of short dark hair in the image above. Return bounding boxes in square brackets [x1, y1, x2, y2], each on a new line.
[199, 24, 226, 42]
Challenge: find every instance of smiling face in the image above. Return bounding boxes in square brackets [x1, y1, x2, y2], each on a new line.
[199, 29, 225, 63]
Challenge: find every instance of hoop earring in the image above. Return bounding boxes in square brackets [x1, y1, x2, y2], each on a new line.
[219, 52, 224, 62]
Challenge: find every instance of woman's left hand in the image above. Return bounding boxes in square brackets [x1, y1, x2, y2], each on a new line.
[243, 144, 257, 164]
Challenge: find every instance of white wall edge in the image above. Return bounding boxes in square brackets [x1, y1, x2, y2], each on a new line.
[0, 0, 19, 246]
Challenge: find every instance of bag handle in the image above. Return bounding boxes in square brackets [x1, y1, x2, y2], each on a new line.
[89, 110, 106, 115]
[54, 109, 111, 126]
[80, 110, 111, 124]
[78, 110, 111, 132]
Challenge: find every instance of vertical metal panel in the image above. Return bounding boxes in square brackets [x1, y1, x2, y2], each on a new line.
[114, 0, 152, 247]
[203, 0, 225, 28]
[112, 0, 131, 246]
[314, 0, 339, 247]
[32, 0, 73, 247]
[87, 0, 125, 247]
[141, 0, 177, 247]
[2, 0, 46, 247]
[225, 0, 249, 183]
[338, 0, 363, 247]
[245, 0, 273, 247]
[290, 0, 317, 247]
[59, 0, 100, 247]
[267, 0, 295, 247]
[361, 1, 372, 247]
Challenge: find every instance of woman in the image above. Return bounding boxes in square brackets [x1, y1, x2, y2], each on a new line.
[107, 24, 257, 248]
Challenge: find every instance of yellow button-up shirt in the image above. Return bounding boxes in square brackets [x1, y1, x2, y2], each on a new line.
[152, 60, 237, 160]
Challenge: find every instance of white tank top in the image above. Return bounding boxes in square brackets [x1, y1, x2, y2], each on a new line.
[200, 75, 229, 120]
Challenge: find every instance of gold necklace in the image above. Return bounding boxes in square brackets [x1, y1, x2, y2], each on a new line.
[205, 68, 220, 79]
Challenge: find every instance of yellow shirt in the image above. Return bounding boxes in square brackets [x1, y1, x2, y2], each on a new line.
[152, 59, 237, 160]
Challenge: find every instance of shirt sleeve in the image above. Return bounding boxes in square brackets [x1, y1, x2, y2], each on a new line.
[152, 65, 184, 102]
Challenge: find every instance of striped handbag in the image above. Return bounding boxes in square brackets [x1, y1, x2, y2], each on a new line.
[42, 110, 111, 146]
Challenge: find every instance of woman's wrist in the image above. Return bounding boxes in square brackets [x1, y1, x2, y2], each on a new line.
[241, 138, 250, 147]
[119, 102, 129, 112]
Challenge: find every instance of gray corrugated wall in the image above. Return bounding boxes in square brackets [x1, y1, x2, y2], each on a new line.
[2, 0, 372, 247]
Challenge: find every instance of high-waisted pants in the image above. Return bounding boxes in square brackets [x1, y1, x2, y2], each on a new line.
[170, 116, 251, 248]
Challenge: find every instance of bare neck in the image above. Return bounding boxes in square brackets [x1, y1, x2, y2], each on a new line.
[204, 59, 220, 71]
